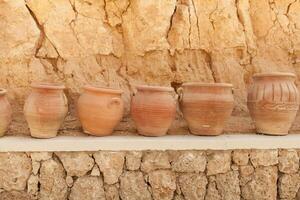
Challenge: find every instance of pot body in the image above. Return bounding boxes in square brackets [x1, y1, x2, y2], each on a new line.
[77, 86, 124, 136]
[179, 83, 234, 136]
[24, 84, 68, 138]
[247, 73, 299, 135]
[131, 85, 176, 136]
[0, 90, 12, 136]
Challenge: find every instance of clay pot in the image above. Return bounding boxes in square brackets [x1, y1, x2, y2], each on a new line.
[77, 86, 124, 136]
[178, 82, 234, 136]
[131, 85, 176, 136]
[0, 89, 12, 136]
[247, 72, 299, 135]
[24, 83, 68, 138]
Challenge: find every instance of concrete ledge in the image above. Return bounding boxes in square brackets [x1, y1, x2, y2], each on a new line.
[0, 134, 299, 152]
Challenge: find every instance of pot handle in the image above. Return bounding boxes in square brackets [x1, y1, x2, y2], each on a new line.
[108, 97, 122, 109]
[177, 87, 183, 102]
[63, 94, 68, 107]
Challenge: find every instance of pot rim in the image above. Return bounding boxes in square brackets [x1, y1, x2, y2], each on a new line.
[0, 88, 7, 96]
[31, 82, 65, 90]
[253, 72, 296, 78]
[83, 85, 123, 94]
[135, 85, 174, 92]
[182, 82, 233, 88]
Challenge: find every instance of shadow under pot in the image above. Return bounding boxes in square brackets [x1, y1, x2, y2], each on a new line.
[0, 89, 12, 137]
[178, 82, 234, 136]
[247, 72, 300, 135]
[77, 86, 124, 136]
[131, 85, 176, 136]
[24, 83, 68, 138]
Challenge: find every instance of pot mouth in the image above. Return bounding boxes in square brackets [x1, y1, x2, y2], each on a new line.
[0, 88, 7, 96]
[182, 82, 233, 88]
[253, 72, 296, 79]
[31, 82, 65, 90]
[135, 85, 174, 92]
[83, 85, 123, 94]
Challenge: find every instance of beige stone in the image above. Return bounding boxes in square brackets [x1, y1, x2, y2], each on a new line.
[0, 153, 31, 191]
[69, 176, 105, 200]
[232, 150, 249, 165]
[205, 176, 221, 200]
[169, 151, 206, 173]
[0, 191, 32, 200]
[120, 171, 152, 200]
[27, 174, 39, 196]
[56, 152, 94, 177]
[90, 164, 101, 176]
[31, 161, 40, 175]
[30, 152, 53, 162]
[207, 151, 231, 175]
[148, 170, 176, 200]
[39, 159, 68, 200]
[66, 176, 74, 187]
[174, 194, 185, 200]
[141, 151, 171, 173]
[279, 149, 299, 174]
[279, 173, 300, 199]
[239, 165, 254, 186]
[104, 184, 120, 200]
[250, 149, 278, 167]
[178, 173, 207, 200]
[125, 151, 142, 171]
[216, 171, 241, 200]
[242, 166, 278, 200]
[94, 151, 125, 184]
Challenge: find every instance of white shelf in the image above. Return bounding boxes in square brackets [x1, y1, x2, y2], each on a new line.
[0, 134, 299, 152]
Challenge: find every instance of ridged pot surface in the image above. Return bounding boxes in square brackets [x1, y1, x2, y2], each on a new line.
[131, 85, 176, 136]
[0, 89, 12, 136]
[247, 73, 300, 135]
[77, 86, 124, 136]
[179, 83, 234, 136]
[24, 83, 68, 138]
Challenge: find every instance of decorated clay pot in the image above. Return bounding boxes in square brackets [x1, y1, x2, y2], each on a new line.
[131, 85, 176, 136]
[24, 83, 68, 138]
[77, 86, 124, 136]
[247, 72, 299, 135]
[178, 82, 234, 136]
[0, 89, 12, 136]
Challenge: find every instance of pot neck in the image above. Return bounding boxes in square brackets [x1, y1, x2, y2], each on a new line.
[83, 86, 122, 96]
[253, 73, 296, 82]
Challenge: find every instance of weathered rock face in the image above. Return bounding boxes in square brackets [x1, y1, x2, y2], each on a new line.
[39, 159, 68, 200]
[69, 176, 106, 200]
[0, 153, 31, 191]
[178, 173, 207, 200]
[207, 151, 231, 175]
[56, 152, 94, 177]
[93, 151, 125, 185]
[1, 0, 300, 135]
[0, 149, 300, 199]
[148, 170, 177, 200]
[119, 171, 152, 200]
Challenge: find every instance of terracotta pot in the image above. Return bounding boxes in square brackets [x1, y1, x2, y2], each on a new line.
[77, 86, 124, 136]
[247, 72, 299, 135]
[0, 89, 12, 136]
[24, 83, 68, 138]
[178, 82, 234, 136]
[131, 85, 176, 136]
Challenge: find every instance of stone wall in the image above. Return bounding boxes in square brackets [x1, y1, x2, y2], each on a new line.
[1, 0, 300, 135]
[0, 149, 299, 200]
